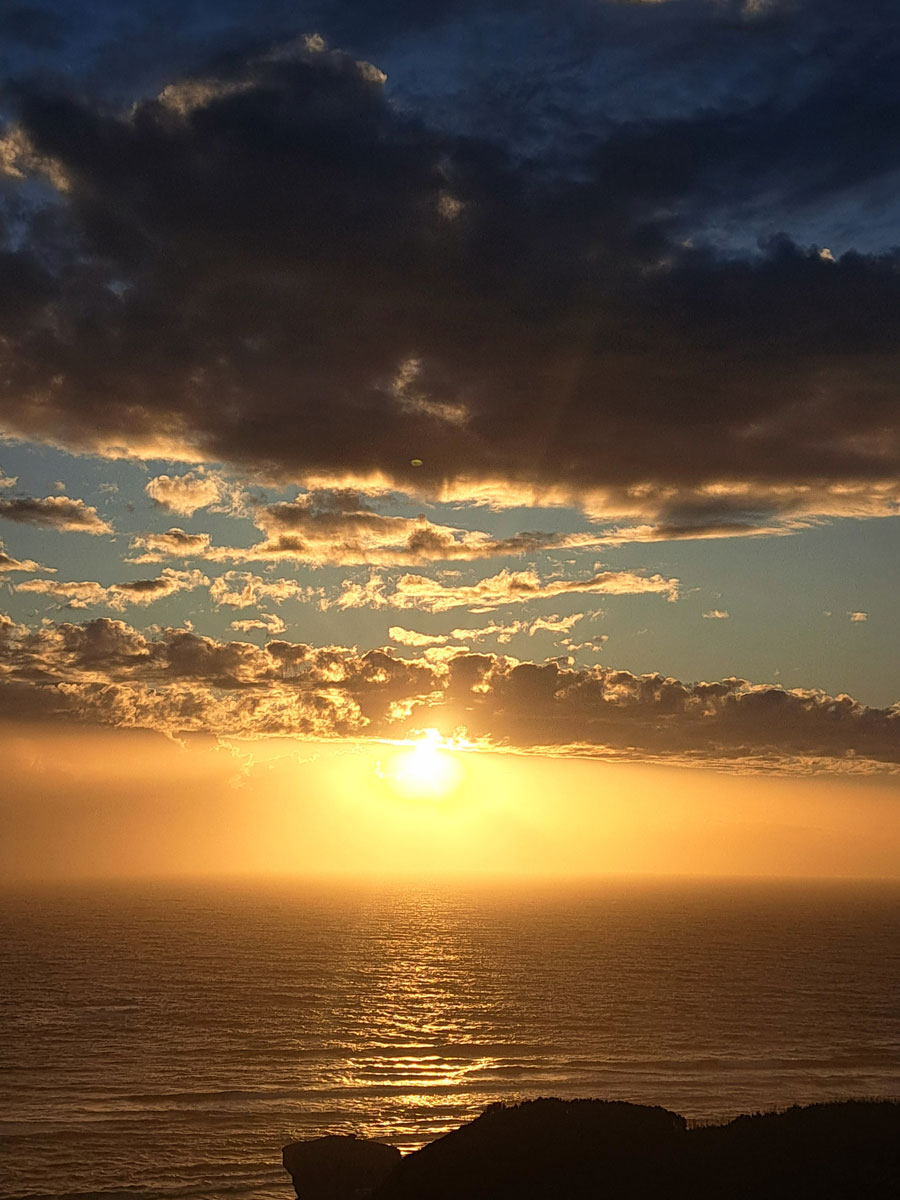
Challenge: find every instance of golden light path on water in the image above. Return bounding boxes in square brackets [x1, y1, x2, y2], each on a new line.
[326, 889, 507, 1139]
[315, 733, 511, 1141]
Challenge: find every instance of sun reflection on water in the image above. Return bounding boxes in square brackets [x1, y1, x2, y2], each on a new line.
[308, 889, 520, 1147]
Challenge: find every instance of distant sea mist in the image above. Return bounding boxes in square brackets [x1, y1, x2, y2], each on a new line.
[2, 878, 898, 1200]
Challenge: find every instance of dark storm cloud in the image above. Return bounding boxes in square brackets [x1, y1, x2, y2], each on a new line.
[0, 612, 898, 770]
[0, 9, 899, 514]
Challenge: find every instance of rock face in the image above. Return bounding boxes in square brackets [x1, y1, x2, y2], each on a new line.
[282, 1134, 401, 1200]
[372, 1098, 685, 1200]
[284, 1099, 900, 1200]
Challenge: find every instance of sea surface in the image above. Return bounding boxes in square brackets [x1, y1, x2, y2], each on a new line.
[1, 878, 899, 1200]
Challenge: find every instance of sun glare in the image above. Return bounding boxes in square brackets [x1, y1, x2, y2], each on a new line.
[378, 729, 464, 799]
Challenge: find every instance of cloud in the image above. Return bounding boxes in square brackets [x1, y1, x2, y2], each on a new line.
[848, 611, 868, 622]
[389, 626, 451, 648]
[563, 634, 609, 652]
[586, 481, 900, 542]
[208, 571, 311, 608]
[0, 539, 52, 574]
[112, 569, 210, 606]
[128, 528, 213, 563]
[0, 496, 112, 534]
[15, 579, 111, 609]
[124, 491, 605, 568]
[389, 611, 589, 648]
[0, 612, 898, 772]
[2, 28, 900, 522]
[332, 566, 678, 613]
[230, 613, 287, 636]
[527, 613, 585, 637]
[16, 568, 208, 610]
[702, 609, 730, 619]
[197, 490, 604, 566]
[145, 472, 223, 516]
[0, 470, 17, 488]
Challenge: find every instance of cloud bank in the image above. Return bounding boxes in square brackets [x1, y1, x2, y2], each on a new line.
[0, 23, 898, 531]
[0, 612, 897, 772]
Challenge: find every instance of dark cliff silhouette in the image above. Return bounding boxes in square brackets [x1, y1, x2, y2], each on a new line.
[283, 1133, 400, 1200]
[283, 1098, 900, 1200]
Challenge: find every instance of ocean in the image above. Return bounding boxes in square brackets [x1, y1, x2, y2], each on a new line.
[1, 878, 898, 1200]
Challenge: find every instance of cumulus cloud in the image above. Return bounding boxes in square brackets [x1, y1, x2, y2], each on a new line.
[331, 566, 678, 613]
[0, 23, 899, 526]
[16, 568, 208, 610]
[208, 571, 310, 608]
[849, 611, 868, 622]
[0, 496, 112, 534]
[703, 609, 730, 619]
[128, 528, 213, 563]
[0, 612, 897, 772]
[145, 472, 223, 516]
[230, 613, 287, 636]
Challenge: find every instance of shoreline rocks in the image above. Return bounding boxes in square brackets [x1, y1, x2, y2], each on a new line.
[283, 1097, 900, 1200]
[282, 1133, 400, 1200]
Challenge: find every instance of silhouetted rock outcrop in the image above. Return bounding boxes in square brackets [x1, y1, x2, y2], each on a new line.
[374, 1098, 684, 1200]
[283, 1098, 900, 1200]
[282, 1133, 401, 1200]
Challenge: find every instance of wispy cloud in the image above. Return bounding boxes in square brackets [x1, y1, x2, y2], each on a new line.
[331, 567, 678, 613]
[389, 612, 589, 647]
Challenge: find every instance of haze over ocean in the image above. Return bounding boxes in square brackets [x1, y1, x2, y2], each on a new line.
[2, 878, 899, 1200]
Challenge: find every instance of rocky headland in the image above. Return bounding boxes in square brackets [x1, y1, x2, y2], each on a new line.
[283, 1096, 900, 1199]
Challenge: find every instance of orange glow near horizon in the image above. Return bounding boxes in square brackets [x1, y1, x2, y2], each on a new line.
[376, 729, 466, 801]
[1, 723, 900, 883]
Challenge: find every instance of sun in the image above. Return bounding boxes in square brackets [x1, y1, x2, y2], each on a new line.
[378, 729, 463, 799]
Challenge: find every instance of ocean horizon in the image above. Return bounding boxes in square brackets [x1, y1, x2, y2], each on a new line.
[2, 876, 899, 1200]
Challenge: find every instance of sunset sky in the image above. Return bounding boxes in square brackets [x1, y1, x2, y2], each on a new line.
[1, 0, 899, 879]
